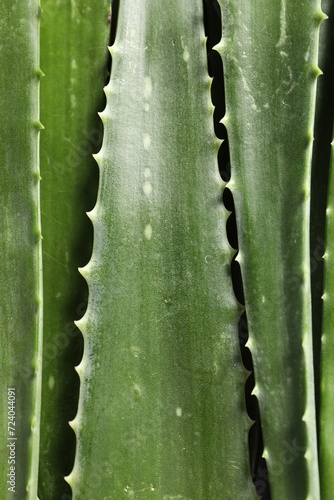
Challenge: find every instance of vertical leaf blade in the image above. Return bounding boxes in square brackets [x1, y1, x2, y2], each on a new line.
[217, 1, 322, 498]
[0, 1, 42, 498]
[69, 1, 255, 498]
[38, 1, 110, 497]
[320, 126, 334, 498]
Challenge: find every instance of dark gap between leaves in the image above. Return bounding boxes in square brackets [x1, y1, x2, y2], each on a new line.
[203, 1, 271, 497]
[61, 1, 118, 498]
[310, 1, 334, 435]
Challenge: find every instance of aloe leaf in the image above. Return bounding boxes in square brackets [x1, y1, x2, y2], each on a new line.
[310, 0, 334, 406]
[68, 1, 256, 498]
[0, 1, 42, 498]
[38, 1, 110, 497]
[216, 1, 323, 498]
[320, 124, 334, 498]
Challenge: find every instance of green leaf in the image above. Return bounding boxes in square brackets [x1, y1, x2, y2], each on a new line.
[68, 1, 255, 498]
[216, 0, 323, 498]
[319, 126, 334, 498]
[0, 1, 42, 498]
[38, 1, 110, 497]
[310, 0, 334, 407]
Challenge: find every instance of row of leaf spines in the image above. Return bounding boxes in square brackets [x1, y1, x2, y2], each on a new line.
[221, 104, 268, 499]
[302, 8, 328, 500]
[320, 126, 334, 499]
[207, 2, 270, 499]
[203, 1, 263, 496]
[65, 128, 105, 496]
[319, 11, 334, 479]
[194, 13, 257, 497]
[229, 221, 271, 498]
[62, 15, 130, 496]
[64, 0, 119, 499]
[216, 79, 264, 500]
[29, 57, 44, 499]
[222, 140, 269, 498]
[2, 2, 44, 493]
[310, 0, 334, 417]
[203, 1, 251, 354]
[203, 24, 257, 483]
[26, 1, 44, 494]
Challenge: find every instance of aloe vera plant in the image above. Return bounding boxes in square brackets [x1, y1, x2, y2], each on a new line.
[66, 1, 256, 498]
[38, 1, 110, 497]
[0, 1, 42, 497]
[2, 1, 334, 499]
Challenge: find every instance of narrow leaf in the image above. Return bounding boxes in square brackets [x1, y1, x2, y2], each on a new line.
[0, 1, 42, 498]
[320, 126, 334, 498]
[217, 1, 323, 498]
[38, 1, 110, 497]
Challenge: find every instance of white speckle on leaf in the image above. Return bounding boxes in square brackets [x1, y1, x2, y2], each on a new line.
[144, 224, 152, 240]
[143, 133, 151, 150]
[176, 407, 182, 417]
[48, 375, 55, 390]
[133, 384, 141, 396]
[145, 76, 152, 98]
[71, 94, 77, 108]
[130, 345, 141, 359]
[183, 49, 190, 62]
[143, 181, 152, 196]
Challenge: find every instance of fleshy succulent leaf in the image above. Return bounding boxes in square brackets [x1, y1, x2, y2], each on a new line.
[38, 1, 110, 497]
[69, 1, 255, 498]
[216, 0, 323, 498]
[319, 127, 334, 499]
[0, 1, 42, 498]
